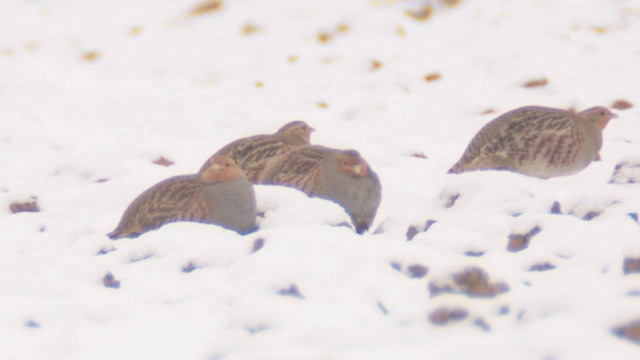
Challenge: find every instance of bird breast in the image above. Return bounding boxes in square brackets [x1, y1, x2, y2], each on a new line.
[319, 166, 381, 220]
[201, 179, 257, 233]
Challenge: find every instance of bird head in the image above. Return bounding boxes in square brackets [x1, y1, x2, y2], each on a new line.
[579, 106, 618, 130]
[335, 150, 369, 178]
[201, 156, 242, 183]
[276, 120, 314, 145]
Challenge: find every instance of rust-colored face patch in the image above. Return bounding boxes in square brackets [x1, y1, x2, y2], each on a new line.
[202, 156, 241, 183]
[336, 152, 368, 178]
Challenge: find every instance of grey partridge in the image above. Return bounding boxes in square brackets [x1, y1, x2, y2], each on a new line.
[448, 106, 617, 179]
[199, 120, 314, 183]
[109, 156, 257, 239]
[260, 145, 381, 234]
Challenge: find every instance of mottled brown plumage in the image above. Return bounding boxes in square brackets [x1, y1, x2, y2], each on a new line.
[260, 145, 382, 234]
[448, 106, 617, 178]
[109, 156, 257, 239]
[199, 120, 314, 183]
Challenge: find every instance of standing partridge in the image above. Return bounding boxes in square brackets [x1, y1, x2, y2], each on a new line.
[260, 145, 382, 234]
[199, 120, 314, 183]
[448, 106, 617, 179]
[109, 156, 257, 239]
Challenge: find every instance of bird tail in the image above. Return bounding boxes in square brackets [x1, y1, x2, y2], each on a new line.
[447, 162, 464, 174]
[107, 230, 121, 240]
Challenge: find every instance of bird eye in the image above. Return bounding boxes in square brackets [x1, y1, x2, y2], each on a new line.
[599, 111, 605, 116]
[226, 163, 231, 167]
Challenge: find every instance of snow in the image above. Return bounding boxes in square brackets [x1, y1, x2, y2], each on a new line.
[2, 0, 640, 358]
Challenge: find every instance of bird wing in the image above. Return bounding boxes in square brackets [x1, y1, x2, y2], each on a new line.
[200, 135, 284, 172]
[261, 146, 326, 194]
[109, 176, 205, 239]
[450, 107, 575, 172]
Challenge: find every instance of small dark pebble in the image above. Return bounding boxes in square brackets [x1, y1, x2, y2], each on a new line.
[252, 238, 265, 253]
[390, 262, 402, 272]
[406, 220, 437, 241]
[582, 211, 602, 221]
[429, 307, 468, 325]
[407, 264, 429, 279]
[97, 247, 116, 255]
[24, 319, 40, 328]
[424, 219, 437, 232]
[103, 272, 120, 289]
[445, 194, 460, 208]
[130, 253, 153, 263]
[529, 262, 556, 272]
[406, 225, 419, 241]
[246, 325, 268, 334]
[278, 284, 305, 299]
[182, 261, 198, 273]
[464, 251, 484, 257]
[474, 317, 491, 332]
[377, 301, 389, 315]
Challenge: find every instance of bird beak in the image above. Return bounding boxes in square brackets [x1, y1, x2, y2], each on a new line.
[310, 127, 316, 132]
[611, 112, 619, 119]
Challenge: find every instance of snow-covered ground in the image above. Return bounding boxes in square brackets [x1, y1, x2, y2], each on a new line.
[2, 0, 640, 358]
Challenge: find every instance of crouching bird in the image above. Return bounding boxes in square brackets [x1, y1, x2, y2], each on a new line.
[109, 156, 257, 239]
[260, 145, 381, 234]
[199, 120, 314, 183]
[448, 106, 617, 179]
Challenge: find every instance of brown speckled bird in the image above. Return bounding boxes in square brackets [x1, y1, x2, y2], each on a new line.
[199, 120, 314, 183]
[109, 156, 257, 239]
[260, 145, 382, 234]
[448, 106, 617, 179]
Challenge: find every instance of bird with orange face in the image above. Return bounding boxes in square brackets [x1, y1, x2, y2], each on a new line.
[260, 145, 381, 234]
[449, 106, 617, 178]
[109, 155, 257, 239]
[199, 120, 314, 183]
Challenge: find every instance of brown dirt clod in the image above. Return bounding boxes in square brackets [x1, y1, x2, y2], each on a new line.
[623, 258, 640, 275]
[152, 156, 174, 167]
[429, 267, 509, 298]
[103, 273, 120, 289]
[429, 307, 468, 325]
[507, 226, 541, 252]
[10, 197, 40, 214]
[613, 320, 640, 344]
[611, 100, 633, 110]
[523, 77, 548, 88]
[407, 264, 429, 279]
